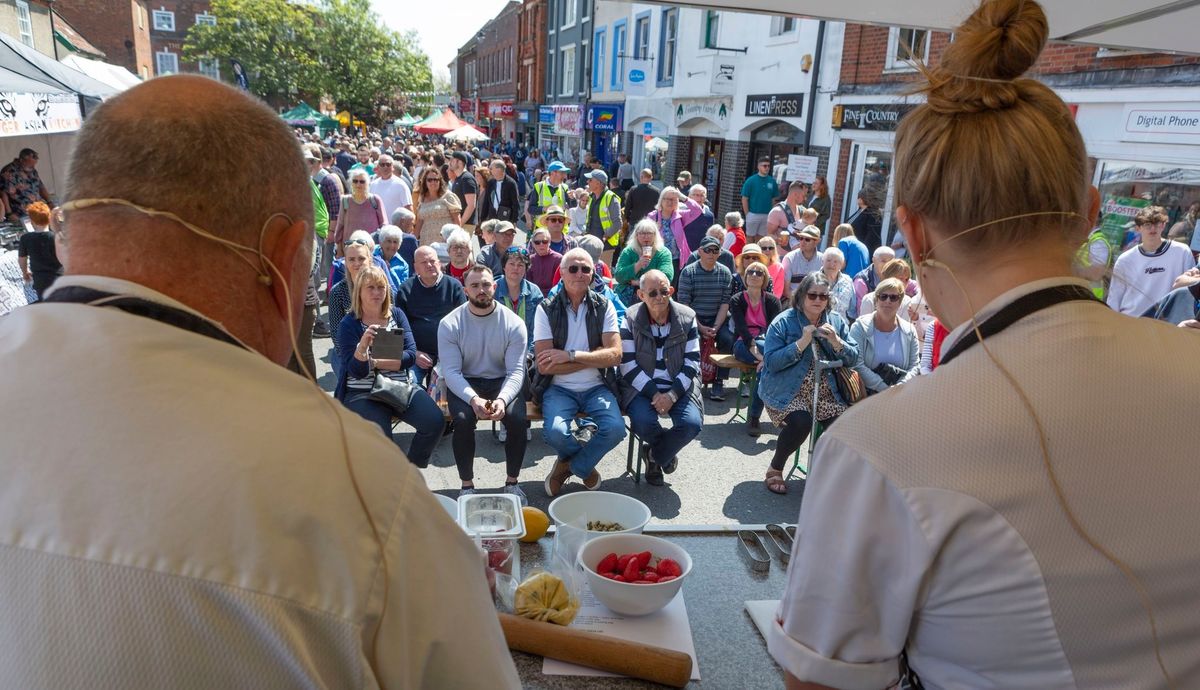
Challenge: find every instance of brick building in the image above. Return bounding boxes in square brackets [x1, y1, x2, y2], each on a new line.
[829, 24, 1200, 248]
[54, 0, 153, 79]
[514, 0, 546, 145]
[473, 1, 519, 142]
[146, 1, 217, 78]
[0, 0, 53, 57]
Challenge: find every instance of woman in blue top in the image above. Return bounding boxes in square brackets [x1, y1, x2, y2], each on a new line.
[334, 266, 443, 468]
[759, 272, 860, 494]
[493, 246, 543, 354]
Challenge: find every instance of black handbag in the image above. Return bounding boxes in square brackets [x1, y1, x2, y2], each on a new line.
[368, 369, 417, 415]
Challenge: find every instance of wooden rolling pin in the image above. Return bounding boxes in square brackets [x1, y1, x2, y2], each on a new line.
[498, 612, 693, 688]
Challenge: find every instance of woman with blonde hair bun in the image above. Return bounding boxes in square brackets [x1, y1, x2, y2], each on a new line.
[769, 1, 1200, 688]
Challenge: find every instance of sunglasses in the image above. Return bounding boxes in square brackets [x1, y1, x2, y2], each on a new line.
[351, 180, 367, 185]
[532, 239, 550, 245]
[806, 292, 830, 302]
[544, 217, 565, 223]
[800, 237, 817, 243]
[642, 288, 669, 299]
[701, 247, 721, 255]
[505, 247, 529, 256]
[343, 239, 369, 247]
[746, 269, 766, 277]
[567, 264, 593, 274]
[876, 293, 902, 303]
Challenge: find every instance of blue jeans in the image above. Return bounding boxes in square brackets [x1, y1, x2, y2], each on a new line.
[733, 337, 765, 421]
[541, 384, 626, 479]
[1147, 286, 1200, 324]
[344, 389, 444, 467]
[627, 394, 702, 466]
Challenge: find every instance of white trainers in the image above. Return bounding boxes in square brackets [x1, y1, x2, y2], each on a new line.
[497, 426, 508, 443]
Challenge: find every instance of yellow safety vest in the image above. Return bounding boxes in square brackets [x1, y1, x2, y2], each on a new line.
[596, 189, 620, 246]
[1075, 229, 1113, 299]
[535, 180, 568, 211]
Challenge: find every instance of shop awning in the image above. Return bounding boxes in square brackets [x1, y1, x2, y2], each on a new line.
[0, 31, 116, 113]
[59, 55, 140, 93]
[413, 108, 469, 135]
[663, 0, 1200, 55]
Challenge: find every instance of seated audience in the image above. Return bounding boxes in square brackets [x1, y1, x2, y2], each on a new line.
[334, 266, 443, 467]
[394, 246, 466, 387]
[676, 236, 735, 401]
[444, 228, 475, 284]
[375, 224, 410, 290]
[495, 245, 544, 355]
[848, 277, 920, 393]
[476, 219, 518, 276]
[526, 227, 562, 294]
[723, 211, 747, 257]
[618, 270, 703, 486]
[438, 265, 530, 502]
[820, 246, 856, 320]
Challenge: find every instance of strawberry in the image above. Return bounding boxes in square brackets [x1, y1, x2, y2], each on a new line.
[635, 551, 653, 570]
[657, 575, 677, 583]
[656, 558, 682, 578]
[613, 575, 626, 582]
[596, 553, 618, 574]
[622, 557, 640, 582]
[633, 580, 654, 584]
[642, 571, 660, 582]
[616, 554, 634, 571]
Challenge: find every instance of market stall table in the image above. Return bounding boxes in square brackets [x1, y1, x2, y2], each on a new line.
[510, 528, 790, 688]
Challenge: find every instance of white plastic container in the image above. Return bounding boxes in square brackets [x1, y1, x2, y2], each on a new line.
[458, 494, 526, 581]
[547, 491, 652, 538]
[578, 533, 692, 616]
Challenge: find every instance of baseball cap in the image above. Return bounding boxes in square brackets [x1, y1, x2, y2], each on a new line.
[699, 236, 721, 250]
[450, 151, 471, 166]
[798, 226, 821, 240]
[302, 146, 320, 162]
[547, 161, 569, 173]
[495, 221, 517, 234]
[584, 170, 609, 184]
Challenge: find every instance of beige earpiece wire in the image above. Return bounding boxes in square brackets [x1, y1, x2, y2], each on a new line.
[921, 215, 1175, 689]
[60, 198, 392, 678]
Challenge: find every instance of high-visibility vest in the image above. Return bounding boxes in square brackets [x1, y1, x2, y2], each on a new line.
[1076, 228, 1114, 299]
[534, 180, 569, 211]
[596, 189, 620, 246]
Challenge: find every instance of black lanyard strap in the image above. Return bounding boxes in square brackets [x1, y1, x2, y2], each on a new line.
[41, 285, 247, 351]
[939, 285, 1103, 367]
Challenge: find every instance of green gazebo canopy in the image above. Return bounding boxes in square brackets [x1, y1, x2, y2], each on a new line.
[281, 102, 321, 126]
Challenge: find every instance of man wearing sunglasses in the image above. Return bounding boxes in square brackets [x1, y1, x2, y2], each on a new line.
[476, 220, 519, 277]
[526, 161, 572, 229]
[533, 249, 625, 497]
[618, 270, 703, 486]
[782, 226, 825, 302]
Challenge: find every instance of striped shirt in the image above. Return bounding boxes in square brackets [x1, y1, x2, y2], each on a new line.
[676, 261, 733, 325]
[619, 313, 701, 400]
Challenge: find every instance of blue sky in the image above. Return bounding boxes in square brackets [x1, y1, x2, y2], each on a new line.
[372, 0, 512, 81]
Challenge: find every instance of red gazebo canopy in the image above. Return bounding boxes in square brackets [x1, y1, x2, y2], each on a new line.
[413, 108, 469, 135]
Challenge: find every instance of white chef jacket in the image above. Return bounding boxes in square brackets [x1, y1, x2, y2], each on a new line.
[0, 276, 520, 689]
[769, 277, 1200, 689]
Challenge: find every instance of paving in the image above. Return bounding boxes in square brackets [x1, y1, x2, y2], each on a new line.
[311, 331, 808, 528]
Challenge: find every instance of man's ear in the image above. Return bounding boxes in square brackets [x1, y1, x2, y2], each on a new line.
[263, 217, 312, 319]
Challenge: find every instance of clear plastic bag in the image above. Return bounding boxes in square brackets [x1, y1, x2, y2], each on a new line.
[496, 515, 587, 626]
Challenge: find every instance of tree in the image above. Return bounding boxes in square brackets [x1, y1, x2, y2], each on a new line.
[183, 0, 320, 107]
[313, 0, 432, 126]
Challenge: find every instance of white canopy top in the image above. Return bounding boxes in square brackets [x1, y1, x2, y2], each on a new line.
[60, 55, 142, 93]
[663, 0, 1200, 55]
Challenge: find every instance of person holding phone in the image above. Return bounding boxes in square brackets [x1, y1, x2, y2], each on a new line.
[613, 218, 674, 305]
[335, 266, 443, 467]
[757, 272, 858, 494]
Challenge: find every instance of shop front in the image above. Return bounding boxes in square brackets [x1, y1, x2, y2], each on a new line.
[674, 97, 731, 198]
[586, 103, 624, 169]
[1084, 100, 1200, 251]
[625, 97, 674, 182]
[830, 101, 917, 249]
[537, 104, 584, 164]
[483, 100, 516, 142]
[743, 93, 806, 184]
[514, 106, 537, 147]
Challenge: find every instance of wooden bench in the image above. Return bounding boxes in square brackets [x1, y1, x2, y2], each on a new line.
[708, 353, 759, 423]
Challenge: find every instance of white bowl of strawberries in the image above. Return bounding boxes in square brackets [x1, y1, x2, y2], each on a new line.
[578, 534, 692, 616]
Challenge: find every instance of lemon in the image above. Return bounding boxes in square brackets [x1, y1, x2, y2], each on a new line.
[521, 506, 550, 543]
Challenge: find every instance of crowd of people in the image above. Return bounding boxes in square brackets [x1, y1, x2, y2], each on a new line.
[282, 116, 1200, 504]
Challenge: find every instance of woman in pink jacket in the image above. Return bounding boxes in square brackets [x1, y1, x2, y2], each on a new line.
[646, 186, 703, 275]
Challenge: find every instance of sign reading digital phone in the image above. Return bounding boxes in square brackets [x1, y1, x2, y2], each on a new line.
[0, 92, 83, 137]
[1121, 103, 1200, 145]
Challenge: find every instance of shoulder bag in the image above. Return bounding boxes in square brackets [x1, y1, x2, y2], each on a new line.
[368, 368, 417, 415]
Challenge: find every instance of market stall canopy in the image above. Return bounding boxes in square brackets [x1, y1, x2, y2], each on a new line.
[644, 137, 669, 151]
[0, 32, 116, 111]
[336, 110, 366, 127]
[59, 55, 140, 93]
[413, 108, 469, 135]
[281, 102, 321, 127]
[394, 113, 421, 127]
[661, 0, 1200, 55]
[443, 124, 490, 142]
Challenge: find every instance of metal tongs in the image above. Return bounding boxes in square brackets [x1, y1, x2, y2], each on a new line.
[764, 524, 795, 564]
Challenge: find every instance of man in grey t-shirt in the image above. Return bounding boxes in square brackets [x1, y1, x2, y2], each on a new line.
[437, 264, 530, 503]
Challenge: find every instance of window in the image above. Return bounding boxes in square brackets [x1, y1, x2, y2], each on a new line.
[546, 51, 554, 99]
[702, 11, 720, 49]
[580, 40, 588, 93]
[593, 29, 606, 91]
[657, 9, 677, 85]
[560, 45, 575, 96]
[153, 9, 176, 32]
[634, 15, 650, 59]
[611, 20, 627, 89]
[885, 27, 930, 71]
[562, 0, 576, 29]
[198, 58, 220, 79]
[195, 12, 216, 26]
[15, 1, 33, 48]
[155, 50, 179, 75]
[770, 16, 797, 36]
[138, 5, 146, 30]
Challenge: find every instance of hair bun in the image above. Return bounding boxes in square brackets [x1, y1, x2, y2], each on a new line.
[924, 0, 1048, 114]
